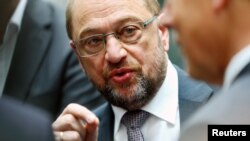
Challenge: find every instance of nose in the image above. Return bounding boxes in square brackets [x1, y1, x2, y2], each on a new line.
[105, 34, 127, 64]
[159, 3, 174, 29]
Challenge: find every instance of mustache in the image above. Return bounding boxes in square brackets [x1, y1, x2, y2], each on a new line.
[103, 61, 142, 80]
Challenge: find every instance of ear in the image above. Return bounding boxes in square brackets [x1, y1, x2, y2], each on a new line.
[70, 40, 78, 53]
[212, 0, 229, 13]
[70, 40, 83, 60]
[157, 13, 169, 52]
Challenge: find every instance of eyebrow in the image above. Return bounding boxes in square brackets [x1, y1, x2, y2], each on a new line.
[78, 16, 144, 39]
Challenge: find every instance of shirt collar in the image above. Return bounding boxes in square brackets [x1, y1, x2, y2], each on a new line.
[112, 59, 179, 134]
[223, 44, 250, 90]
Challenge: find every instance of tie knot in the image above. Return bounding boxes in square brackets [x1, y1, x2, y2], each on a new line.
[121, 110, 149, 128]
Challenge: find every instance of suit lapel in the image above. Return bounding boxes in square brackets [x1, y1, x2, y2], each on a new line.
[4, 0, 52, 100]
[96, 103, 114, 141]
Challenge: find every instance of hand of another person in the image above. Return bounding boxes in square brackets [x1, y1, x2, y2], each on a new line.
[52, 103, 99, 141]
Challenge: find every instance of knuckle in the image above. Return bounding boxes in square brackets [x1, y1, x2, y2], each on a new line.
[63, 114, 75, 128]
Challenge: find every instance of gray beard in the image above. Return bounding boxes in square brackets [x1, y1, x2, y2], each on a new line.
[100, 73, 158, 111]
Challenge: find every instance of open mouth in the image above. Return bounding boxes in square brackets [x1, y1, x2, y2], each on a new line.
[109, 68, 134, 84]
[116, 71, 127, 76]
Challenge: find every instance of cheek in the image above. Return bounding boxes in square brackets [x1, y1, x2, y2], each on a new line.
[180, 16, 214, 56]
[80, 57, 105, 86]
[183, 37, 220, 77]
[135, 37, 164, 78]
[174, 4, 208, 44]
[183, 32, 213, 63]
[134, 41, 156, 71]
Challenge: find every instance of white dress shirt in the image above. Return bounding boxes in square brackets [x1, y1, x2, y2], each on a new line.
[223, 44, 250, 91]
[112, 60, 180, 141]
[0, 0, 27, 96]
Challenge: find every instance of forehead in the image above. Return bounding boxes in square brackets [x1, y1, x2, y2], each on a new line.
[71, 0, 151, 17]
[71, 0, 154, 39]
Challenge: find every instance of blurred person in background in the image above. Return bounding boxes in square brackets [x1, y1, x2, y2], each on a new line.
[0, 96, 54, 141]
[161, 0, 250, 140]
[0, 0, 105, 119]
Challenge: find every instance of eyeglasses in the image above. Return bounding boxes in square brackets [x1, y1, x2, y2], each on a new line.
[74, 16, 157, 57]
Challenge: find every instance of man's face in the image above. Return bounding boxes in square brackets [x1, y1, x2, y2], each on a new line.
[162, 0, 228, 84]
[70, 0, 169, 110]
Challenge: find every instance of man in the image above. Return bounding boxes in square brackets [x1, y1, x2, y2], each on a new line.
[161, 0, 250, 140]
[0, 96, 54, 141]
[52, 0, 213, 141]
[0, 0, 105, 119]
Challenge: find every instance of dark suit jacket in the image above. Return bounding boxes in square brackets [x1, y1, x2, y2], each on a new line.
[3, 0, 105, 119]
[94, 67, 214, 141]
[0, 96, 54, 141]
[179, 62, 250, 141]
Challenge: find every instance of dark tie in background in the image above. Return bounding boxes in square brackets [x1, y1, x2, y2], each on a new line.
[121, 110, 150, 141]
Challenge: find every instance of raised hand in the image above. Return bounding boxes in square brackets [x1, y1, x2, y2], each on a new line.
[53, 103, 99, 141]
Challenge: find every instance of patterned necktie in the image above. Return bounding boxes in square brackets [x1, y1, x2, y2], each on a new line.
[121, 110, 150, 141]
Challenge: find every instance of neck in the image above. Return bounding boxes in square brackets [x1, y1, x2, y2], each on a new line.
[0, 0, 20, 43]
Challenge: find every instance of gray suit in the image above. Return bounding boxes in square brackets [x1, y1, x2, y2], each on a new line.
[94, 67, 214, 141]
[3, 0, 105, 119]
[179, 63, 250, 141]
[0, 96, 54, 141]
